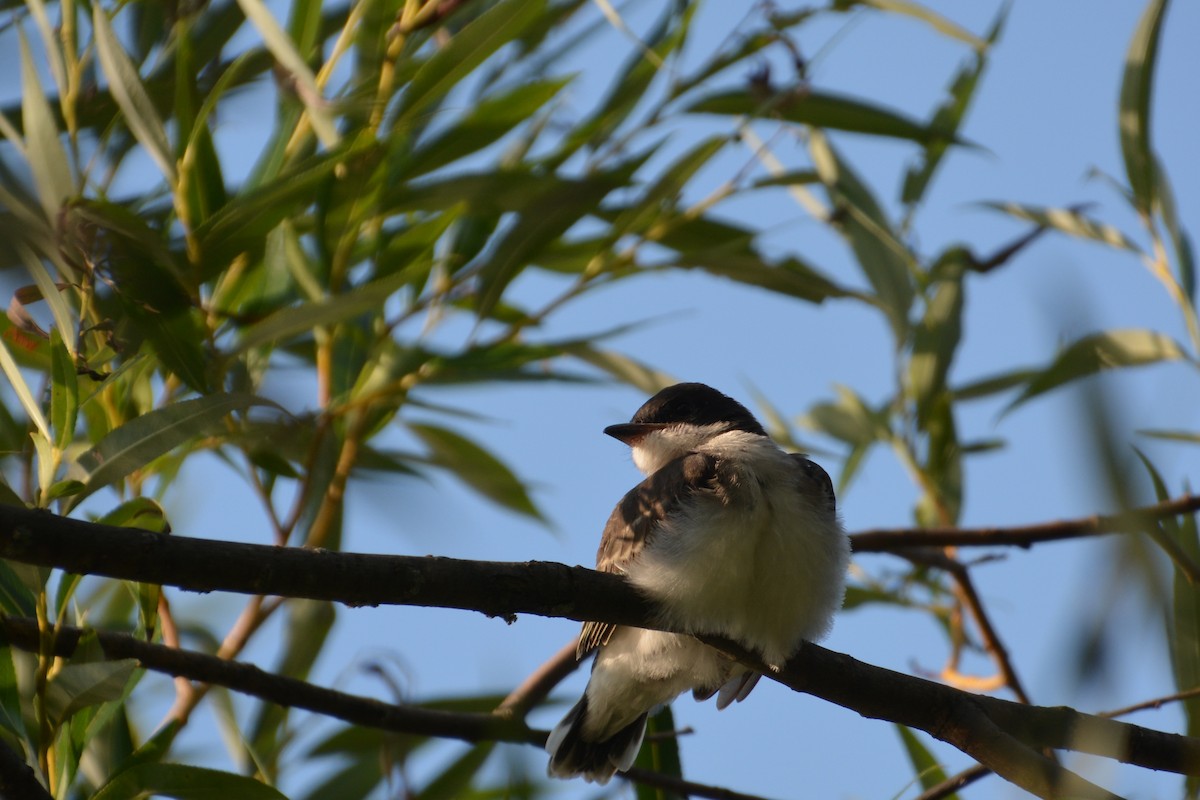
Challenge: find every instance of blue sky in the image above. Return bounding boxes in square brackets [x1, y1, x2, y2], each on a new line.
[57, 0, 1200, 797]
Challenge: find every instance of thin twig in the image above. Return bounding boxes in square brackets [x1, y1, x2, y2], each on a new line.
[852, 494, 1200, 552]
[494, 639, 580, 718]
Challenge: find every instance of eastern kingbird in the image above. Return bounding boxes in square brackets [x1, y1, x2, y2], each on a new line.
[546, 382, 849, 783]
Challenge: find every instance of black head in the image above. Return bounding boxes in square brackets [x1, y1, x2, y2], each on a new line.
[605, 383, 767, 443]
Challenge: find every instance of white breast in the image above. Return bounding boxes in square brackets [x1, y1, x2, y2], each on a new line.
[623, 432, 849, 668]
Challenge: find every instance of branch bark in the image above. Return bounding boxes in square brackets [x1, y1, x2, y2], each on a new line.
[851, 494, 1200, 552]
[4, 504, 1200, 795]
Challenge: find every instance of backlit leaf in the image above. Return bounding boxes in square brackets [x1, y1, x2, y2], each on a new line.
[92, 763, 289, 800]
[1009, 329, 1188, 410]
[408, 423, 543, 521]
[1119, 0, 1170, 214]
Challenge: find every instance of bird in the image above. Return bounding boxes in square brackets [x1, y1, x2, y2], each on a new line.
[545, 382, 849, 783]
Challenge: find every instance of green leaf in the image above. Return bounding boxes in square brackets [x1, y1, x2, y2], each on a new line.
[803, 385, 887, 447]
[895, 725, 956, 796]
[196, 144, 372, 270]
[473, 162, 639, 318]
[0, 559, 37, 617]
[686, 88, 959, 146]
[234, 266, 419, 354]
[810, 131, 914, 337]
[95, 497, 171, 533]
[92, 4, 177, 185]
[980, 202, 1141, 252]
[650, 214, 850, 303]
[840, 0, 988, 51]
[235, 0, 338, 148]
[74, 394, 279, 505]
[396, 0, 548, 126]
[402, 77, 571, 180]
[418, 743, 495, 800]
[91, 763, 289, 800]
[0, 642, 27, 740]
[44, 659, 138, 725]
[1119, 0, 1170, 215]
[408, 423, 544, 521]
[633, 706, 684, 800]
[15, 240, 76, 353]
[19, 29, 73, 218]
[909, 262, 964, 424]
[0, 330, 51, 440]
[1008, 329, 1189, 410]
[50, 329, 78, 449]
[1154, 157, 1196, 304]
[901, 2, 1005, 208]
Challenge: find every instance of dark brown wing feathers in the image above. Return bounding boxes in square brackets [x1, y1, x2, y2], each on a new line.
[576, 452, 720, 660]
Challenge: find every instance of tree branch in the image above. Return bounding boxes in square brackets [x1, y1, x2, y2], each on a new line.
[0, 618, 771, 800]
[851, 494, 1200, 552]
[0, 736, 51, 800]
[4, 504, 1200, 795]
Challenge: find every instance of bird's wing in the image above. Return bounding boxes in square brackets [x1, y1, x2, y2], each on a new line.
[789, 453, 836, 514]
[576, 451, 720, 660]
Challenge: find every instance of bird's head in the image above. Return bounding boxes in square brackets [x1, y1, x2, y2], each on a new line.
[604, 383, 767, 475]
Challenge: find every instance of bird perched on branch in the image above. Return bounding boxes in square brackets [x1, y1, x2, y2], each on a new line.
[546, 382, 849, 783]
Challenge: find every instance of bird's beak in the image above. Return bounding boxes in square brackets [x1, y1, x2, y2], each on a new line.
[604, 422, 667, 446]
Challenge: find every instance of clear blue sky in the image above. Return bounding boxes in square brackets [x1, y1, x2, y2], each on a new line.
[115, 1, 1200, 798]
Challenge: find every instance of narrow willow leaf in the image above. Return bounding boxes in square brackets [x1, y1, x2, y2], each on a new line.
[563, 344, 675, 395]
[474, 162, 639, 319]
[901, 0, 1005, 209]
[895, 724, 957, 796]
[1139, 429, 1200, 445]
[1118, 0, 1170, 214]
[50, 330, 78, 449]
[810, 131, 914, 337]
[235, 0, 339, 148]
[0, 334, 51, 440]
[950, 369, 1036, 401]
[634, 706, 684, 800]
[403, 77, 571, 180]
[687, 88, 959, 146]
[981, 202, 1141, 252]
[14, 240, 76, 353]
[96, 497, 170, 533]
[19, 30, 73, 218]
[235, 267, 416, 353]
[418, 743, 495, 800]
[44, 660, 138, 724]
[845, 0, 987, 51]
[803, 385, 886, 447]
[396, 0, 547, 125]
[1155, 157, 1196, 303]
[92, 763, 289, 800]
[196, 145, 365, 267]
[1009, 329, 1189, 410]
[0, 644, 28, 739]
[408, 423, 544, 521]
[909, 264, 964, 424]
[92, 4, 177, 185]
[76, 394, 279, 502]
[611, 136, 726, 237]
[0, 560, 36, 619]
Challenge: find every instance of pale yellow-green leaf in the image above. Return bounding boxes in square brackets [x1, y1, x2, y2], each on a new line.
[15, 241, 75, 354]
[19, 30, 72, 218]
[0, 335, 50, 440]
[235, 0, 339, 148]
[92, 4, 177, 185]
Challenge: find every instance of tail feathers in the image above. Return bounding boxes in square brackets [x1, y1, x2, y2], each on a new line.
[546, 696, 647, 784]
[693, 670, 761, 709]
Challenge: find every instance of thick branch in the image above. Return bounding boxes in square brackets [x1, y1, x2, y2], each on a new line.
[851, 494, 1200, 552]
[4, 504, 1200, 791]
[0, 504, 653, 626]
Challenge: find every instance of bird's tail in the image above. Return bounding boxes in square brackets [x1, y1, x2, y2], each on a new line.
[545, 695, 647, 784]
